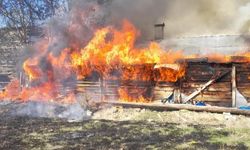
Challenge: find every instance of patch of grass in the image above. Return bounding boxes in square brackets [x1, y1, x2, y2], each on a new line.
[177, 125, 195, 135]
[175, 140, 197, 149]
[1, 114, 250, 149]
[59, 126, 83, 132]
[206, 127, 250, 147]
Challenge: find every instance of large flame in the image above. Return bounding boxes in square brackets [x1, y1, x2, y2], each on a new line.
[5, 20, 247, 103]
[70, 20, 184, 80]
[0, 20, 185, 103]
[69, 20, 185, 102]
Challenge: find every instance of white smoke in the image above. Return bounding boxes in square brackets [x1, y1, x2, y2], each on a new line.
[6, 94, 92, 122]
[13, 102, 92, 122]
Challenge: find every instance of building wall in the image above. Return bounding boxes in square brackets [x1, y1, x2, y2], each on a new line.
[161, 35, 250, 55]
[0, 29, 23, 88]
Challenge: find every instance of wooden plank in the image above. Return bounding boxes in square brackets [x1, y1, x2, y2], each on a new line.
[207, 86, 231, 92]
[182, 82, 231, 89]
[194, 97, 231, 102]
[184, 73, 231, 81]
[184, 75, 231, 82]
[236, 83, 250, 88]
[77, 87, 101, 91]
[182, 70, 230, 103]
[186, 92, 232, 98]
[154, 64, 180, 70]
[236, 68, 250, 72]
[153, 86, 175, 91]
[187, 68, 231, 75]
[232, 65, 236, 107]
[184, 58, 208, 63]
[182, 89, 231, 96]
[77, 81, 101, 84]
[153, 91, 173, 96]
[205, 101, 232, 107]
[77, 84, 101, 87]
[97, 101, 250, 116]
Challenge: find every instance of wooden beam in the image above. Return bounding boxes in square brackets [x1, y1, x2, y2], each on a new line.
[100, 77, 104, 102]
[174, 88, 181, 103]
[232, 65, 236, 107]
[178, 58, 208, 63]
[182, 71, 230, 103]
[154, 64, 180, 71]
[97, 101, 250, 116]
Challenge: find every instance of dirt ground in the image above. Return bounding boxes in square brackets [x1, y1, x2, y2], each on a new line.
[1, 103, 250, 149]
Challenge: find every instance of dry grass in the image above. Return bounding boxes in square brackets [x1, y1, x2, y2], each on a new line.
[0, 105, 250, 149]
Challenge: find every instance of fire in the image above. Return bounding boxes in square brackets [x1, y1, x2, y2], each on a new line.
[118, 88, 151, 103]
[154, 67, 185, 82]
[0, 19, 186, 103]
[2, 19, 250, 103]
[69, 20, 185, 102]
[0, 79, 20, 100]
[23, 58, 42, 81]
[70, 20, 184, 80]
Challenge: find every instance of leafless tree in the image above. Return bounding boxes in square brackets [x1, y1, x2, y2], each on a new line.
[0, 0, 65, 44]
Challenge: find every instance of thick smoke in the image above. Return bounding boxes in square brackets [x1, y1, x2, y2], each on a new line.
[107, 0, 169, 41]
[47, 0, 250, 44]
[163, 0, 250, 37]
[106, 0, 250, 38]
[50, 0, 169, 41]
[46, 0, 103, 55]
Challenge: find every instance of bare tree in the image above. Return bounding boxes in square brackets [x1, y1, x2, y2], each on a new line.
[0, 0, 65, 44]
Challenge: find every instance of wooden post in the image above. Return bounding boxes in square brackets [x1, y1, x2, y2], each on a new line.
[19, 72, 22, 88]
[232, 65, 236, 107]
[174, 88, 181, 103]
[174, 80, 182, 103]
[99, 77, 104, 102]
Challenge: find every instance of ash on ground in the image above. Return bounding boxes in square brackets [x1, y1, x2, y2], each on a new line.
[0, 101, 92, 122]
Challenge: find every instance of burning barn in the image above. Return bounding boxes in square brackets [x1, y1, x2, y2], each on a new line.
[2, 0, 250, 149]
[1, 19, 250, 110]
[75, 56, 250, 108]
[1, 0, 250, 112]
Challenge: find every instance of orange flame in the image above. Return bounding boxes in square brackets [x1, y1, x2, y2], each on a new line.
[70, 20, 184, 81]
[118, 88, 151, 103]
[0, 79, 20, 100]
[3, 19, 250, 103]
[0, 20, 186, 103]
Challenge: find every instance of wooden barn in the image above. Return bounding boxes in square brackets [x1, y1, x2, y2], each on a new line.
[77, 57, 250, 107]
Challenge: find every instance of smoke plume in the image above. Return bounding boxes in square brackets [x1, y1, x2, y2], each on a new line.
[106, 0, 250, 38]
[46, 0, 250, 43]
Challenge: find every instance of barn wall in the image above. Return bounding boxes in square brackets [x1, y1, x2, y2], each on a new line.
[180, 62, 232, 106]
[236, 63, 250, 103]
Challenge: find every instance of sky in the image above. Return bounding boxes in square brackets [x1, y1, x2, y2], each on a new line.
[1, 0, 250, 38]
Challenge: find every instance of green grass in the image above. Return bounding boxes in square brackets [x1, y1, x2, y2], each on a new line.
[16, 120, 250, 149]
[1, 111, 250, 149]
[208, 128, 250, 147]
